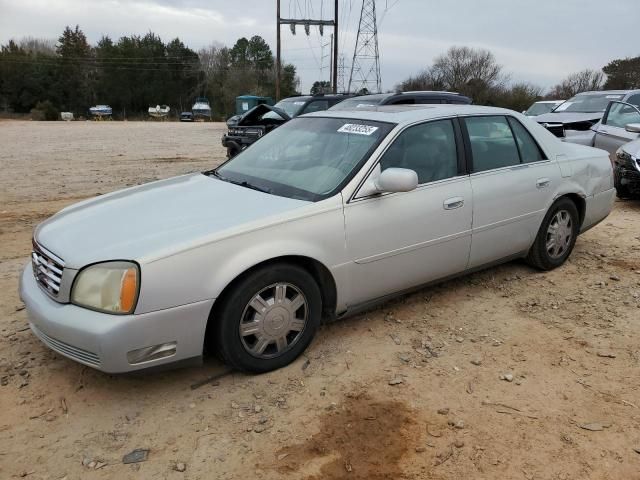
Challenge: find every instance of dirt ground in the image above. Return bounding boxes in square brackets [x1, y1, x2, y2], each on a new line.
[1, 120, 639, 480]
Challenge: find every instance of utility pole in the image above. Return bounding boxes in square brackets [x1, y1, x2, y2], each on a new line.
[348, 0, 382, 94]
[276, 0, 281, 100]
[276, 0, 339, 98]
[333, 0, 338, 93]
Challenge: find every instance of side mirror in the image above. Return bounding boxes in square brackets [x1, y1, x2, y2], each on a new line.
[375, 168, 419, 193]
[625, 123, 640, 134]
[522, 110, 528, 115]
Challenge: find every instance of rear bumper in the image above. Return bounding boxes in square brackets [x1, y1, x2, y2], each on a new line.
[19, 264, 213, 373]
[581, 188, 615, 233]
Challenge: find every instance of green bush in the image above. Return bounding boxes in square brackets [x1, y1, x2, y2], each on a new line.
[31, 100, 59, 121]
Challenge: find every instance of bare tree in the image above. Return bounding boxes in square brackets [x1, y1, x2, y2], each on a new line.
[18, 37, 56, 55]
[396, 69, 445, 92]
[431, 46, 506, 92]
[548, 69, 605, 98]
[396, 46, 506, 104]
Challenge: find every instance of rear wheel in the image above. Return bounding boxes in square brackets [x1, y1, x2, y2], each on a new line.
[526, 198, 579, 271]
[210, 263, 322, 373]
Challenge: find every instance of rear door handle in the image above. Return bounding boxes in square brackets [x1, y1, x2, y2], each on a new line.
[536, 178, 551, 189]
[444, 197, 464, 210]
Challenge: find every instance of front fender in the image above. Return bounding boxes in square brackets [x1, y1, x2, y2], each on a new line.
[136, 198, 346, 314]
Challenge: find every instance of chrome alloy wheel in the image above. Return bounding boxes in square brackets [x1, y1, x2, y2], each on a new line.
[546, 210, 573, 259]
[239, 283, 308, 359]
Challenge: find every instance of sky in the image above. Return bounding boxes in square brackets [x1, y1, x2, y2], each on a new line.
[1, 0, 639, 94]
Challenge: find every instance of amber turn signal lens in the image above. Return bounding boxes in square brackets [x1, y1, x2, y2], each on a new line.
[120, 268, 138, 313]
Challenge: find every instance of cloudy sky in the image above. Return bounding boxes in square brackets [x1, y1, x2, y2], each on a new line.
[1, 0, 639, 93]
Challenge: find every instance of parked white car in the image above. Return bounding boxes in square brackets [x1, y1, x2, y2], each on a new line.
[523, 100, 565, 118]
[20, 106, 615, 374]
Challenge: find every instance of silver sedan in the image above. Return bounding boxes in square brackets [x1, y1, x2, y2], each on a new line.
[20, 105, 615, 373]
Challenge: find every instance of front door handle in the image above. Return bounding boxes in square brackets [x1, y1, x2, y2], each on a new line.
[444, 197, 464, 210]
[536, 178, 551, 189]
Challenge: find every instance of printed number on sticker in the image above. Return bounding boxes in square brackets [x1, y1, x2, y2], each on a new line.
[337, 124, 379, 135]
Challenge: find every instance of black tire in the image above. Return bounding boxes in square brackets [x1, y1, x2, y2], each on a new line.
[526, 198, 579, 271]
[210, 263, 322, 373]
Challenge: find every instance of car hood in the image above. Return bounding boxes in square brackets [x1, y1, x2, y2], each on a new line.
[534, 111, 603, 125]
[237, 104, 291, 126]
[35, 173, 309, 268]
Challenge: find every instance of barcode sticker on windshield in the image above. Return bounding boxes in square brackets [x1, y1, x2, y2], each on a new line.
[338, 124, 379, 135]
[606, 95, 623, 99]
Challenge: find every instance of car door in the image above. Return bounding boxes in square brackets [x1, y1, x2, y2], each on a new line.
[343, 118, 473, 305]
[463, 115, 562, 269]
[594, 101, 640, 162]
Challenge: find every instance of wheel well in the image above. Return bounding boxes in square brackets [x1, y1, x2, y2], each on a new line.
[204, 256, 338, 350]
[559, 193, 586, 227]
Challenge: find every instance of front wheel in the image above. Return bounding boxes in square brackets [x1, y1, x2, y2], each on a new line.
[210, 264, 322, 373]
[526, 198, 579, 271]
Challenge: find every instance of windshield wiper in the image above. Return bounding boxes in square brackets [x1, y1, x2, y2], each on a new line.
[211, 170, 271, 194]
[238, 180, 271, 194]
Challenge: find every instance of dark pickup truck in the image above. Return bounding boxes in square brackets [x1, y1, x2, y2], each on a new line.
[222, 94, 350, 158]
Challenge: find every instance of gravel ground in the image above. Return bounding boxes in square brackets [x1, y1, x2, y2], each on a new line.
[1, 120, 639, 480]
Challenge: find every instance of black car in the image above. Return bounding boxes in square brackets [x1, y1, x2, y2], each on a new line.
[329, 91, 472, 111]
[222, 94, 350, 158]
[180, 112, 194, 122]
[614, 138, 640, 198]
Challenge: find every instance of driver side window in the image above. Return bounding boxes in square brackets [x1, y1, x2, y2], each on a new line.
[605, 102, 640, 129]
[301, 100, 329, 114]
[379, 119, 459, 184]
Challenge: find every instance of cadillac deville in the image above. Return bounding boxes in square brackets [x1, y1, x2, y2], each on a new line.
[20, 105, 615, 374]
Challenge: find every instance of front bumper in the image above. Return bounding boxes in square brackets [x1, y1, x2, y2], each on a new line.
[19, 265, 214, 373]
[615, 164, 640, 190]
[221, 134, 257, 148]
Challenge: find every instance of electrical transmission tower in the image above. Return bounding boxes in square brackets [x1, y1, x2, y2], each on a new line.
[337, 55, 347, 93]
[348, 0, 382, 94]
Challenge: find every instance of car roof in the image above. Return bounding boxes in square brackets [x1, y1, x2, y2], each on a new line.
[280, 94, 350, 102]
[536, 100, 565, 104]
[346, 91, 465, 101]
[575, 90, 639, 96]
[305, 104, 514, 125]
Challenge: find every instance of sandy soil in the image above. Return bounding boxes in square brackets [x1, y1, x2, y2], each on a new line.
[1, 121, 639, 480]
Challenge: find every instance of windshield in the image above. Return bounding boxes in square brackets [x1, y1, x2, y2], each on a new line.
[214, 117, 394, 201]
[262, 99, 307, 120]
[526, 102, 559, 116]
[553, 93, 625, 113]
[330, 95, 389, 111]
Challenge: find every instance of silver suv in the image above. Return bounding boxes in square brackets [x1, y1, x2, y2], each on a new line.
[534, 90, 640, 142]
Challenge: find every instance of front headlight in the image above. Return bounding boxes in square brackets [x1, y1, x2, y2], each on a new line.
[71, 261, 139, 314]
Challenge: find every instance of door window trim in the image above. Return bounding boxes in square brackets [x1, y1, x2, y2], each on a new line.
[602, 101, 640, 128]
[349, 116, 468, 203]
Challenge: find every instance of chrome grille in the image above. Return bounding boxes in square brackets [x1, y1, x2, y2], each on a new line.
[32, 242, 65, 298]
[31, 325, 101, 367]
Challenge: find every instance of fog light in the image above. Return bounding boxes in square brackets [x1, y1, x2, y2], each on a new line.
[127, 342, 177, 365]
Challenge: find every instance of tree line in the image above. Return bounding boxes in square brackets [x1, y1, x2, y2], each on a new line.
[2, 26, 639, 119]
[397, 46, 640, 112]
[0, 25, 299, 119]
